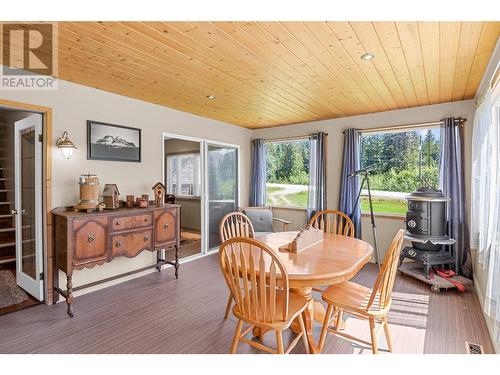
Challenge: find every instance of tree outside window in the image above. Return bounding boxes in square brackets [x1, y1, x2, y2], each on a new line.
[264, 139, 309, 208]
[359, 127, 441, 215]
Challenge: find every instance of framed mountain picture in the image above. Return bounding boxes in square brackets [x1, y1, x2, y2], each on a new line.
[87, 120, 141, 162]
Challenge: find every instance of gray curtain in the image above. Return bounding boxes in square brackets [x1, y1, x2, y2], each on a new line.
[249, 139, 266, 206]
[339, 128, 361, 238]
[439, 117, 472, 278]
[307, 132, 327, 220]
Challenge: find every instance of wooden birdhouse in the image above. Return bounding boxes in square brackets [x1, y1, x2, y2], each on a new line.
[152, 182, 166, 207]
[102, 184, 120, 209]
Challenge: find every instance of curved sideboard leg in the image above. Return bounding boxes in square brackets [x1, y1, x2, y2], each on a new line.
[66, 273, 74, 318]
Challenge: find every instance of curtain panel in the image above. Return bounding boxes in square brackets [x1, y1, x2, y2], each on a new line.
[339, 128, 361, 238]
[471, 88, 495, 265]
[471, 87, 500, 343]
[249, 139, 266, 206]
[307, 132, 327, 220]
[439, 117, 472, 278]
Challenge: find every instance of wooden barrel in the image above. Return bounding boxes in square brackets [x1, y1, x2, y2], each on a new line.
[78, 174, 99, 205]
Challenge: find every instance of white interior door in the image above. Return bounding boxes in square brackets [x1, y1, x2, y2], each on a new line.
[14, 114, 43, 301]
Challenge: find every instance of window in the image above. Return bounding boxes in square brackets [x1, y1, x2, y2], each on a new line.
[166, 153, 201, 197]
[264, 139, 309, 208]
[359, 127, 441, 215]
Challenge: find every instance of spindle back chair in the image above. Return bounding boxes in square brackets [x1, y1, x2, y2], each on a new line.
[219, 237, 309, 354]
[308, 210, 355, 237]
[318, 229, 406, 354]
[219, 212, 255, 319]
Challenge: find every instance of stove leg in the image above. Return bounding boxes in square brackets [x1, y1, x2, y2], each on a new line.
[424, 264, 431, 280]
[398, 253, 405, 267]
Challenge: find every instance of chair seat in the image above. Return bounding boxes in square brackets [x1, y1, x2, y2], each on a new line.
[233, 289, 308, 330]
[322, 281, 384, 317]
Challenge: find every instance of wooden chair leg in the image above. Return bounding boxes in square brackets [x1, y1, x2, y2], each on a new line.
[231, 320, 243, 354]
[368, 318, 379, 354]
[382, 316, 393, 352]
[224, 293, 233, 320]
[297, 312, 310, 354]
[336, 308, 344, 331]
[276, 330, 285, 354]
[318, 304, 334, 352]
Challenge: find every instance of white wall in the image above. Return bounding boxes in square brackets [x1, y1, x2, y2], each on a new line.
[253, 100, 476, 260]
[0, 79, 252, 295]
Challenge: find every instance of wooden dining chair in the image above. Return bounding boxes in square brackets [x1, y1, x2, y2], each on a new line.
[308, 210, 355, 293]
[308, 209, 355, 237]
[219, 212, 255, 319]
[219, 237, 310, 354]
[318, 229, 405, 354]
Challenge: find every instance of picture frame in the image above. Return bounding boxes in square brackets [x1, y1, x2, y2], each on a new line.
[87, 120, 141, 162]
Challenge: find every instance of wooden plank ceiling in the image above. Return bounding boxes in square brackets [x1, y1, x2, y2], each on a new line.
[13, 22, 500, 128]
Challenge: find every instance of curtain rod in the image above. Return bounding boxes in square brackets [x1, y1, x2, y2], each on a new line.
[343, 118, 466, 134]
[261, 133, 328, 143]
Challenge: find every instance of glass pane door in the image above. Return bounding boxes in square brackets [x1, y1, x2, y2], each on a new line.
[206, 143, 238, 249]
[164, 137, 203, 260]
[14, 114, 43, 301]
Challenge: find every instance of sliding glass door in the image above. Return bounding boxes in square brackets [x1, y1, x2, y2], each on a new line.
[163, 133, 239, 256]
[164, 137, 203, 260]
[206, 143, 239, 249]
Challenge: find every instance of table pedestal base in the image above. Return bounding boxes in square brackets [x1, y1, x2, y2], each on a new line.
[252, 287, 321, 354]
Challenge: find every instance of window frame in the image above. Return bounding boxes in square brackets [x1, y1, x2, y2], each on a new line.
[263, 137, 310, 210]
[166, 152, 201, 198]
[358, 125, 442, 216]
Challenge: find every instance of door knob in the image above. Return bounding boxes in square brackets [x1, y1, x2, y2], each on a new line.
[163, 223, 169, 230]
[116, 241, 122, 248]
[11, 209, 26, 215]
[144, 236, 149, 242]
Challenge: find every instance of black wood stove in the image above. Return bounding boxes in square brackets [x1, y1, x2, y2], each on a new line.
[400, 187, 456, 279]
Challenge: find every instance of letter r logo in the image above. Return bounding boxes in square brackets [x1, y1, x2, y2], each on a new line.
[1, 23, 54, 76]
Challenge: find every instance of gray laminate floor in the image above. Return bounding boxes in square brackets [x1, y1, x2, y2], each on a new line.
[0, 254, 494, 354]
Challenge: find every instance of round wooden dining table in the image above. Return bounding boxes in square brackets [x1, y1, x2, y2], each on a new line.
[255, 231, 374, 354]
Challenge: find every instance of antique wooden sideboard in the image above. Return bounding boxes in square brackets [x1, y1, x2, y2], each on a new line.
[52, 204, 181, 317]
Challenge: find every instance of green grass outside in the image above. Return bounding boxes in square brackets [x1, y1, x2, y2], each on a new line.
[360, 196, 407, 215]
[266, 186, 308, 208]
[284, 191, 308, 207]
[266, 186, 281, 194]
[266, 186, 407, 214]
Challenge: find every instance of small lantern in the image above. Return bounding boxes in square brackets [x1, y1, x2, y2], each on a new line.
[56, 131, 77, 159]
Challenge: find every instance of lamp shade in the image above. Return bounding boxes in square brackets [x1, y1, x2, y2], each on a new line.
[56, 131, 77, 159]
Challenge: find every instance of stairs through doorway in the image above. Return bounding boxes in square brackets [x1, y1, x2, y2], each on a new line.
[0, 132, 15, 270]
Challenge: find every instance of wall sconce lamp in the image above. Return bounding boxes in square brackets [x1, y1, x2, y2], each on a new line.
[56, 131, 77, 159]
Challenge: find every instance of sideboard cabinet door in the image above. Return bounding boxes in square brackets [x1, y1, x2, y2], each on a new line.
[72, 217, 108, 267]
[154, 208, 177, 247]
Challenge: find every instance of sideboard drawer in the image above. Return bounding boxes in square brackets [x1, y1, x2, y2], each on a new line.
[112, 213, 153, 232]
[111, 229, 153, 259]
[72, 217, 108, 267]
